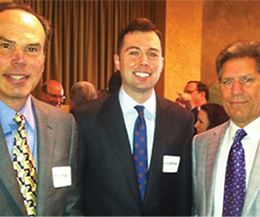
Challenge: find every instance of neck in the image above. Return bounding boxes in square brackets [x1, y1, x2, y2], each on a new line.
[0, 97, 28, 112]
[122, 86, 153, 104]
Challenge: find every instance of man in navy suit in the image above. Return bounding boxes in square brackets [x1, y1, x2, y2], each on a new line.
[74, 17, 194, 216]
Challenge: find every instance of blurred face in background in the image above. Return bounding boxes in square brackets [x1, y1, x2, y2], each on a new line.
[114, 31, 163, 103]
[184, 82, 203, 107]
[220, 57, 260, 127]
[40, 80, 65, 107]
[194, 109, 209, 134]
[0, 9, 46, 111]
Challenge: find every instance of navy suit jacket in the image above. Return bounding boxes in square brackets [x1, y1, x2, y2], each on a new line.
[74, 92, 194, 216]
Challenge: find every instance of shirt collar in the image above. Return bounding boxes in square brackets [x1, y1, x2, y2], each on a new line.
[0, 96, 35, 133]
[119, 87, 156, 120]
[19, 95, 35, 130]
[229, 116, 260, 144]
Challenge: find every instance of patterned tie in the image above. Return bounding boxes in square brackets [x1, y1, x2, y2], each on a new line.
[133, 105, 148, 201]
[223, 129, 247, 217]
[13, 113, 37, 216]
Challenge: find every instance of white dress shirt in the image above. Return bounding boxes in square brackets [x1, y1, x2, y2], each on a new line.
[213, 117, 260, 216]
[119, 87, 156, 168]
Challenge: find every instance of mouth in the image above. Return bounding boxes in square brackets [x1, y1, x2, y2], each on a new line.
[5, 74, 30, 81]
[133, 71, 152, 78]
[229, 100, 247, 106]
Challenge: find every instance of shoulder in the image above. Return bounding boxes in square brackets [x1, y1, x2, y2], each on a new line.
[32, 97, 76, 124]
[193, 121, 228, 147]
[157, 95, 194, 122]
[72, 94, 114, 117]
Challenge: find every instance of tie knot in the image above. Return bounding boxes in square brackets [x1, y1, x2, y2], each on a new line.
[13, 113, 26, 126]
[235, 129, 247, 141]
[134, 105, 145, 117]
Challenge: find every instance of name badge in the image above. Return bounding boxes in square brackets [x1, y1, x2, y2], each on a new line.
[162, 155, 180, 173]
[52, 166, 72, 188]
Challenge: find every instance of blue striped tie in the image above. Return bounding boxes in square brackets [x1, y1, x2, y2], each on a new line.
[133, 105, 147, 201]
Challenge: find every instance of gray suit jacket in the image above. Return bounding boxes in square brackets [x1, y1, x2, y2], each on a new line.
[0, 97, 81, 216]
[192, 121, 260, 216]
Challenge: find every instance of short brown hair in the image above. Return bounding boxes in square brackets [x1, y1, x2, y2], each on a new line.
[117, 17, 162, 54]
[216, 41, 260, 80]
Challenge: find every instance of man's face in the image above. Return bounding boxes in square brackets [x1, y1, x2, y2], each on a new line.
[220, 57, 260, 127]
[184, 82, 202, 106]
[114, 31, 163, 100]
[0, 9, 46, 110]
[40, 82, 65, 107]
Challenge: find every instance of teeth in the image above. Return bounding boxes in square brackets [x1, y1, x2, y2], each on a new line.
[10, 75, 26, 80]
[134, 72, 150, 77]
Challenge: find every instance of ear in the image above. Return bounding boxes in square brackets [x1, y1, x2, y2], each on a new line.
[114, 54, 120, 71]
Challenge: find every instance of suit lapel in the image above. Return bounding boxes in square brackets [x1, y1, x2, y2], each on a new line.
[242, 140, 260, 215]
[0, 125, 27, 215]
[101, 94, 140, 202]
[205, 122, 229, 215]
[144, 95, 168, 203]
[32, 98, 56, 215]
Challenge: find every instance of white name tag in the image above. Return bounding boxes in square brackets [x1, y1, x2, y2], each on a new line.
[52, 166, 72, 188]
[162, 155, 180, 173]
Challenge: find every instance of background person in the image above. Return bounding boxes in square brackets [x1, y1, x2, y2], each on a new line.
[194, 103, 229, 134]
[69, 80, 97, 110]
[39, 79, 65, 107]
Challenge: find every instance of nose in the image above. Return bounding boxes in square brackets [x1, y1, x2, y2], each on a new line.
[139, 53, 149, 66]
[11, 50, 26, 66]
[231, 80, 243, 95]
[194, 120, 199, 129]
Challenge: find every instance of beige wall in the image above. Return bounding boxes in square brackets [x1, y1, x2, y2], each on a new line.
[164, 0, 260, 103]
[164, 0, 203, 101]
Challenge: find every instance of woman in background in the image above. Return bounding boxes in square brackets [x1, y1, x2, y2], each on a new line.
[194, 103, 229, 134]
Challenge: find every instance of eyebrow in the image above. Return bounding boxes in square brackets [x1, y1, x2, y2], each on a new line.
[125, 46, 160, 53]
[0, 36, 41, 47]
[0, 36, 15, 43]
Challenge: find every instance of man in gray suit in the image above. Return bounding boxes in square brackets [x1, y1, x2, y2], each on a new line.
[0, 2, 81, 215]
[192, 41, 260, 216]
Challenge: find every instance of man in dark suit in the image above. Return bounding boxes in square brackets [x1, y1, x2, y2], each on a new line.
[74, 18, 194, 216]
[0, 2, 81, 215]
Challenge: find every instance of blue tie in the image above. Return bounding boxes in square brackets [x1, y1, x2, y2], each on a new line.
[223, 129, 247, 216]
[133, 105, 148, 201]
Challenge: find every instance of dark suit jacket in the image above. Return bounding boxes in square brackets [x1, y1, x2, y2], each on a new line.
[0, 97, 81, 216]
[74, 92, 194, 216]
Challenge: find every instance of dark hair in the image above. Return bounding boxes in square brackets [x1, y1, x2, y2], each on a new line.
[117, 17, 162, 54]
[216, 41, 260, 80]
[108, 71, 122, 94]
[187, 80, 209, 101]
[0, 2, 52, 54]
[201, 103, 229, 130]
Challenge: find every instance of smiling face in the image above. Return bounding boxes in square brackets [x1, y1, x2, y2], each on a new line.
[114, 31, 163, 103]
[0, 9, 46, 111]
[220, 57, 260, 127]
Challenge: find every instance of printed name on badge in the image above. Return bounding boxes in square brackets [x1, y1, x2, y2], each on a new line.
[162, 155, 180, 173]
